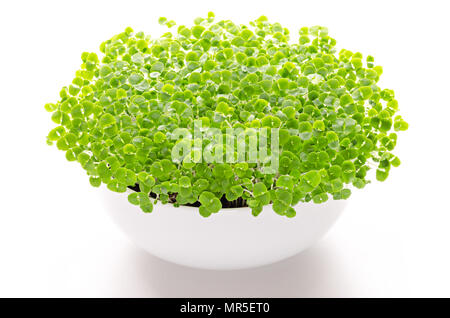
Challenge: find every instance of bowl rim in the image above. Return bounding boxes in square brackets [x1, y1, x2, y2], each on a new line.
[109, 187, 346, 212]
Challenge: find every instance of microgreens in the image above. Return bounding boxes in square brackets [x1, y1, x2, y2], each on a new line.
[46, 13, 408, 217]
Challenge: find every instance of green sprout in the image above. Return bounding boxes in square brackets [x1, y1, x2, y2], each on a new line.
[45, 13, 408, 217]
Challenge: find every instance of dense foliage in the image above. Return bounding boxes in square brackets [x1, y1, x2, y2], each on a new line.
[46, 13, 408, 217]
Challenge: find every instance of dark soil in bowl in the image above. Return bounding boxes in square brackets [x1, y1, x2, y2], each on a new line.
[128, 184, 248, 208]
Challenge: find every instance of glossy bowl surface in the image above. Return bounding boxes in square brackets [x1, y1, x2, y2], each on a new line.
[103, 188, 346, 270]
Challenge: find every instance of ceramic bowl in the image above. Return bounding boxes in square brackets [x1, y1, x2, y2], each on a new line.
[102, 187, 346, 270]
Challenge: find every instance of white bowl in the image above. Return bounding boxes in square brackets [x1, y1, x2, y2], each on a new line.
[102, 188, 346, 270]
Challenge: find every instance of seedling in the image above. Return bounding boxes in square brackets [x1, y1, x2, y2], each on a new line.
[46, 13, 408, 217]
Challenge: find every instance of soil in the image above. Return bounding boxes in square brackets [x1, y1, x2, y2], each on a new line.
[127, 184, 248, 208]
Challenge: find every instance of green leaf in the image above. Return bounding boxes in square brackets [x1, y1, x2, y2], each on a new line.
[128, 73, 144, 85]
[342, 160, 355, 182]
[216, 101, 231, 115]
[213, 164, 233, 178]
[376, 169, 389, 181]
[192, 25, 205, 38]
[275, 189, 292, 205]
[193, 179, 209, 192]
[97, 161, 112, 179]
[359, 86, 373, 99]
[333, 188, 351, 200]
[128, 192, 140, 205]
[46, 18, 408, 218]
[107, 180, 127, 193]
[99, 113, 116, 128]
[199, 206, 212, 217]
[254, 99, 269, 112]
[273, 200, 288, 215]
[255, 192, 271, 206]
[285, 207, 296, 218]
[313, 193, 328, 203]
[252, 205, 263, 217]
[253, 182, 267, 197]
[151, 61, 164, 73]
[261, 115, 281, 128]
[304, 170, 321, 188]
[139, 194, 154, 213]
[153, 131, 166, 144]
[179, 176, 191, 188]
[89, 177, 101, 187]
[298, 122, 313, 140]
[276, 175, 294, 190]
[199, 191, 216, 206]
[138, 172, 155, 188]
[100, 65, 112, 77]
[340, 94, 354, 106]
[115, 167, 136, 186]
[226, 185, 244, 201]
[186, 51, 198, 62]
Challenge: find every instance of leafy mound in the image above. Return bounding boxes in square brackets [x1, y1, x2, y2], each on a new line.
[46, 13, 408, 217]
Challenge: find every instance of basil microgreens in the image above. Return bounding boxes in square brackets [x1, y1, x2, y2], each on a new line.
[46, 13, 408, 217]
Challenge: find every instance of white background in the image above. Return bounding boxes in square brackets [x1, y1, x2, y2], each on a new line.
[1, 0, 450, 297]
